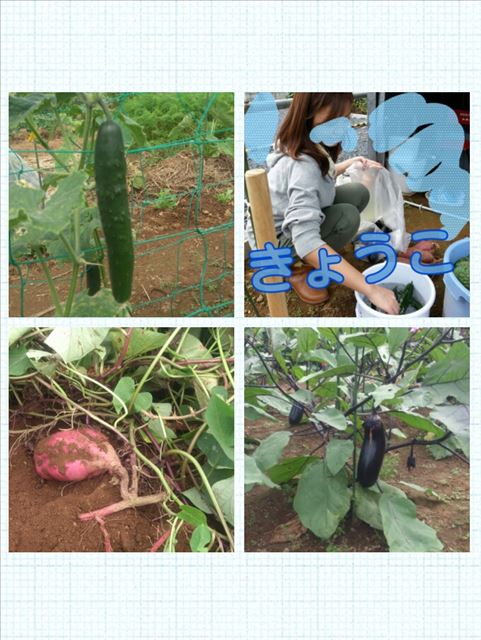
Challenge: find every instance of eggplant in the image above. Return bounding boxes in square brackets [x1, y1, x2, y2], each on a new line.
[289, 401, 304, 426]
[356, 414, 386, 488]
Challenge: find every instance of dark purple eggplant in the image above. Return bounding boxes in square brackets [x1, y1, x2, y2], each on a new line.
[356, 414, 386, 488]
[289, 401, 304, 426]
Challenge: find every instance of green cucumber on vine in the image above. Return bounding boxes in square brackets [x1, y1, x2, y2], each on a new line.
[86, 264, 102, 296]
[94, 119, 134, 303]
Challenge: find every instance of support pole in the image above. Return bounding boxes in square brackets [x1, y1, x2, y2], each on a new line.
[245, 168, 288, 317]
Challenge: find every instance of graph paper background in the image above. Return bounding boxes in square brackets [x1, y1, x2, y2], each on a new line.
[1, 1, 480, 638]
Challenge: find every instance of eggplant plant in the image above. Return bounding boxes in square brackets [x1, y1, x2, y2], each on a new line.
[245, 327, 470, 552]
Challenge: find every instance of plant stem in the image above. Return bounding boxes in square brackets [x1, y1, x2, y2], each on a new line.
[35, 376, 130, 445]
[245, 337, 297, 405]
[92, 228, 106, 285]
[335, 340, 341, 410]
[78, 104, 92, 171]
[130, 440, 183, 507]
[345, 329, 453, 417]
[25, 115, 69, 170]
[79, 493, 165, 522]
[97, 98, 112, 121]
[128, 327, 183, 413]
[166, 448, 234, 549]
[38, 256, 63, 315]
[351, 347, 360, 506]
[216, 328, 234, 388]
[63, 263, 79, 316]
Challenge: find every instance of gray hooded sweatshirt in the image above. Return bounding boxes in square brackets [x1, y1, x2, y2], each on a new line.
[246, 149, 336, 259]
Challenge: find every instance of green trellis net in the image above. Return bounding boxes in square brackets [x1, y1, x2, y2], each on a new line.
[9, 92, 234, 317]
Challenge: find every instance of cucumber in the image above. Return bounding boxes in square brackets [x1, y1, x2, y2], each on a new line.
[289, 401, 304, 426]
[94, 120, 134, 303]
[86, 264, 101, 296]
[356, 414, 386, 488]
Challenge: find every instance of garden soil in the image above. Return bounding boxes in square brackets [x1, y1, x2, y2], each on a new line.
[245, 195, 469, 318]
[9, 138, 233, 317]
[245, 415, 470, 552]
[9, 434, 190, 552]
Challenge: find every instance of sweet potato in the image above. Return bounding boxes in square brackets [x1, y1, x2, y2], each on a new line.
[34, 427, 165, 531]
[398, 240, 440, 265]
[34, 427, 129, 495]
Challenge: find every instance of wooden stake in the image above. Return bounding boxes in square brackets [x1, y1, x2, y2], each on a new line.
[245, 168, 288, 317]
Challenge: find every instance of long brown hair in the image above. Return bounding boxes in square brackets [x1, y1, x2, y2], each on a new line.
[276, 93, 353, 175]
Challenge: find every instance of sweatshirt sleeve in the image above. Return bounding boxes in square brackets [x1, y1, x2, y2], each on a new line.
[281, 158, 327, 259]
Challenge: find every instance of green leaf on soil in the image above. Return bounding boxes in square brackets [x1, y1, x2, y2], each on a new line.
[197, 433, 234, 469]
[379, 493, 443, 552]
[190, 524, 212, 552]
[293, 459, 351, 540]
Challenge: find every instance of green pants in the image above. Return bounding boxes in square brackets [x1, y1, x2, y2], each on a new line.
[320, 182, 369, 252]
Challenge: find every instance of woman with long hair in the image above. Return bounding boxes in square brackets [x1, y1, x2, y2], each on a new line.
[246, 92, 399, 314]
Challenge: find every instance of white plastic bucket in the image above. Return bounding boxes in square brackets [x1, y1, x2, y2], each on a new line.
[443, 238, 470, 318]
[355, 262, 436, 318]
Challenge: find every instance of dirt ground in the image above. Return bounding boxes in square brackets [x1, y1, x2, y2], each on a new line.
[9, 436, 182, 552]
[9, 427, 193, 553]
[245, 415, 470, 552]
[9, 135, 234, 317]
[8, 380, 193, 552]
[245, 195, 469, 317]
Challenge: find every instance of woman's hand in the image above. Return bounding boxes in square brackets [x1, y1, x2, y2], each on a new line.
[355, 156, 384, 170]
[336, 156, 384, 176]
[365, 284, 400, 315]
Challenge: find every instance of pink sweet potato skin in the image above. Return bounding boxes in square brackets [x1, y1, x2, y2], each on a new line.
[34, 428, 121, 482]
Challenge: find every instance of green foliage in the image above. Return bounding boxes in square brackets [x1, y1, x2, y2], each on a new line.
[121, 92, 234, 155]
[293, 460, 351, 540]
[245, 327, 469, 552]
[352, 96, 368, 114]
[454, 256, 469, 290]
[152, 189, 179, 209]
[9, 327, 234, 553]
[9, 92, 234, 318]
[245, 431, 292, 491]
[215, 188, 234, 204]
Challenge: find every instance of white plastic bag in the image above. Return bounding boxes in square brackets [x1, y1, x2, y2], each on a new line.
[9, 151, 41, 189]
[345, 160, 410, 252]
